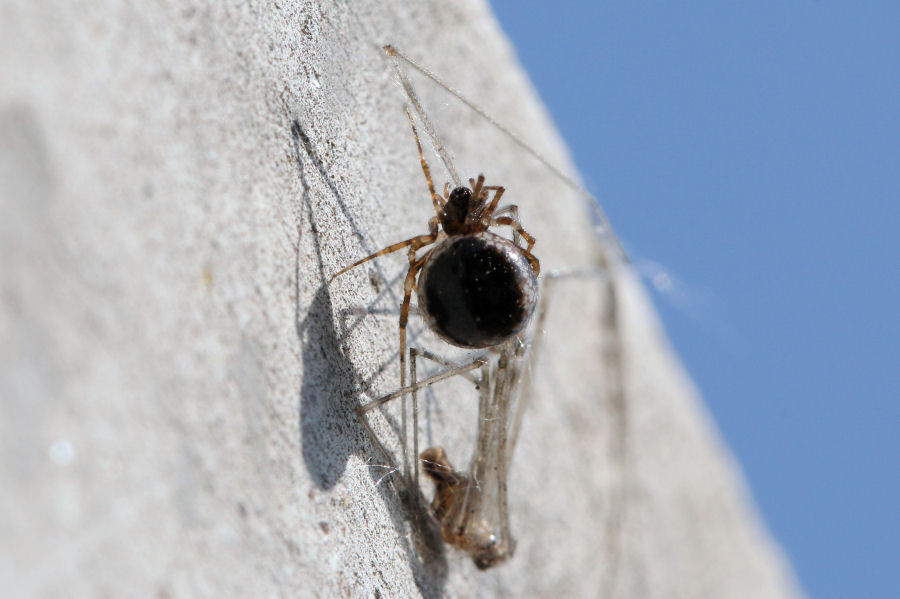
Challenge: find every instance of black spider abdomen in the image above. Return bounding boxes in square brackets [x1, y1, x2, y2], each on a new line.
[418, 232, 538, 349]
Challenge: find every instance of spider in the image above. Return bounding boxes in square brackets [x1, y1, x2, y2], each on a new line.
[331, 107, 540, 393]
[324, 44, 626, 571]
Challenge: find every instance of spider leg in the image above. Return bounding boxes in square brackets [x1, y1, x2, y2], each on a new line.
[481, 184, 506, 220]
[396, 247, 429, 491]
[465, 174, 489, 226]
[398, 252, 429, 390]
[330, 233, 436, 280]
[490, 204, 516, 217]
[385, 46, 462, 188]
[470, 174, 485, 201]
[491, 205, 535, 249]
[490, 205, 540, 276]
[405, 107, 445, 217]
[491, 216, 535, 250]
[427, 216, 440, 238]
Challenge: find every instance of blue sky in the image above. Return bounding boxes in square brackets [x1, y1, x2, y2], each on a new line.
[490, 2, 899, 598]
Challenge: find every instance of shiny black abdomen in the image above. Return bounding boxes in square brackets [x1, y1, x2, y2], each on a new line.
[418, 232, 538, 349]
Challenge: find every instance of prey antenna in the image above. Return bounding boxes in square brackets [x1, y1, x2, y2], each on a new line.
[383, 44, 629, 265]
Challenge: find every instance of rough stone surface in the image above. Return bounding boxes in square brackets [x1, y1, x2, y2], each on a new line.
[0, 1, 804, 597]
